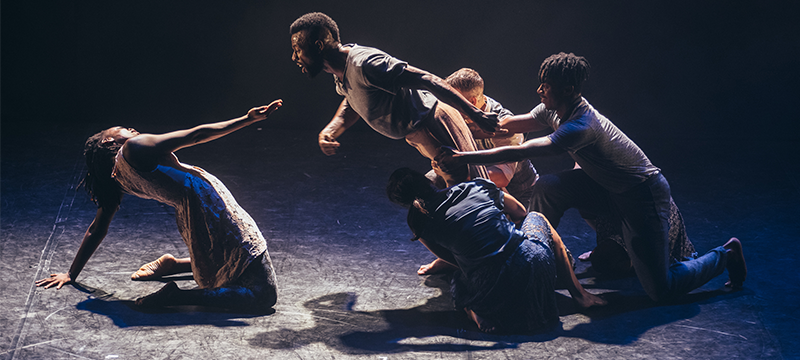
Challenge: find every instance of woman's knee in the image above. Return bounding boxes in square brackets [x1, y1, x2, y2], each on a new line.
[255, 284, 278, 308]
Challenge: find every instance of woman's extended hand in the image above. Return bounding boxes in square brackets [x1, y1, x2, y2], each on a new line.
[35, 273, 73, 290]
[247, 99, 283, 122]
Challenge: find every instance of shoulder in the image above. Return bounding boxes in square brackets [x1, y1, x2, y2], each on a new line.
[466, 178, 503, 199]
[120, 135, 160, 172]
[348, 45, 397, 66]
[485, 95, 513, 117]
[471, 178, 497, 189]
[529, 103, 557, 124]
[348, 46, 408, 86]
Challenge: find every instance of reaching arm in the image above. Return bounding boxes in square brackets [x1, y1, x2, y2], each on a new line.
[437, 136, 566, 171]
[35, 206, 118, 289]
[395, 65, 502, 133]
[499, 113, 550, 134]
[123, 100, 282, 170]
[318, 99, 361, 156]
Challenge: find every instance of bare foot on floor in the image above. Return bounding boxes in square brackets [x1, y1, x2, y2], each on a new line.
[578, 250, 593, 261]
[574, 290, 608, 309]
[418, 258, 457, 275]
[723, 237, 747, 288]
[135, 281, 180, 307]
[465, 308, 497, 333]
[131, 254, 178, 281]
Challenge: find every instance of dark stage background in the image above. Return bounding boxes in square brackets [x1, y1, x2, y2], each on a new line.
[2, 1, 799, 359]
[3, 1, 798, 139]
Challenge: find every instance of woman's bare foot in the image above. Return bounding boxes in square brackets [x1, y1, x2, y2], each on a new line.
[465, 308, 497, 333]
[417, 258, 457, 275]
[573, 290, 608, 309]
[135, 281, 180, 307]
[131, 254, 179, 281]
[723, 237, 747, 288]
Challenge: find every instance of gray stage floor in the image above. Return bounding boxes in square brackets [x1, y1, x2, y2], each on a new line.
[2, 122, 798, 359]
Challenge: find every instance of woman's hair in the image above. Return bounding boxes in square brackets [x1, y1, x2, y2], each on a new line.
[406, 205, 432, 241]
[538, 52, 591, 93]
[386, 168, 435, 207]
[82, 130, 123, 210]
[387, 168, 437, 241]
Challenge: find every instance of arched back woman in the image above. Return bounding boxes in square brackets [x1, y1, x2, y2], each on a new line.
[387, 167, 605, 333]
[37, 100, 282, 311]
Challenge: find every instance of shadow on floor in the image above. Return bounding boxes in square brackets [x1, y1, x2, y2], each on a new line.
[248, 275, 528, 353]
[244, 274, 754, 354]
[72, 282, 275, 328]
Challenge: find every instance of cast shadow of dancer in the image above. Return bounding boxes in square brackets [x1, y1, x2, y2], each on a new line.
[250, 275, 753, 354]
[71, 282, 274, 328]
[558, 284, 754, 345]
[249, 275, 527, 354]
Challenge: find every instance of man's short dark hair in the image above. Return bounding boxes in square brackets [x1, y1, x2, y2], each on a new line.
[538, 52, 590, 93]
[290, 12, 341, 45]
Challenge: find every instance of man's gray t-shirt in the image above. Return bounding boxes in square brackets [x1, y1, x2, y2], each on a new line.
[334, 44, 438, 139]
[531, 99, 660, 193]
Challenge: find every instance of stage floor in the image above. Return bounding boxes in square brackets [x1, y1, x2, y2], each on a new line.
[2, 121, 797, 359]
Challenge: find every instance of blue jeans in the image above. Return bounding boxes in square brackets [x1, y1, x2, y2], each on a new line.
[531, 170, 727, 301]
[529, 169, 608, 228]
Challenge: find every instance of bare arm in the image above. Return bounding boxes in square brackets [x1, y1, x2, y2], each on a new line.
[502, 193, 528, 226]
[499, 113, 550, 134]
[35, 207, 118, 289]
[438, 136, 565, 171]
[124, 100, 282, 170]
[417, 238, 458, 267]
[318, 98, 361, 156]
[395, 66, 501, 133]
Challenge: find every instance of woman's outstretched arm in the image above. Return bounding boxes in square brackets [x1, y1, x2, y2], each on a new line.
[545, 216, 607, 309]
[123, 100, 282, 170]
[35, 206, 118, 289]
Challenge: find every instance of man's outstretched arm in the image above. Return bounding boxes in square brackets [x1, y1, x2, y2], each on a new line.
[438, 136, 565, 170]
[319, 99, 361, 155]
[499, 113, 550, 134]
[396, 65, 501, 133]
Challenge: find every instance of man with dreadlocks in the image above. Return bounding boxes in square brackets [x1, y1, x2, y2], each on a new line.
[439, 52, 746, 302]
[289, 12, 499, 186]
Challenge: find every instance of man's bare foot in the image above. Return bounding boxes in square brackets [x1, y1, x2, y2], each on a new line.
[135, 281, 180, 307]
[572, 289, 608, 309]
[465, 308, 497, 333]
[723, 237, 747, 288]
[131, 254, 178, 281]
[578, 250, 593, 261]
[418, 258, 457, 275]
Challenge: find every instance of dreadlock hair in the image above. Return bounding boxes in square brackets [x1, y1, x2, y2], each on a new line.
[538, 52, 590, 94]
[445, 68, 484, 99]
[289, 12, 341, 49]
[83, 130, 123, 211]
